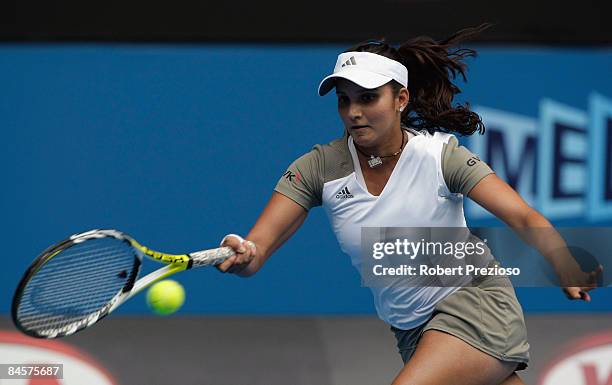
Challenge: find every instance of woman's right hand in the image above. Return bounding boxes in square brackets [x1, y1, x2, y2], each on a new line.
[214, 192, 309, 276]
[217, 234, 257, 274]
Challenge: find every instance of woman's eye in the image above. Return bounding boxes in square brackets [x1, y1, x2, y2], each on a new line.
[362, 94, 376, 102]
[338, 96, 349, 105]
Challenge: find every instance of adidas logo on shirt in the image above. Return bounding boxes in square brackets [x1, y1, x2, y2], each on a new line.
[335, 187, 354, 199]
[341, 56, 357, 67]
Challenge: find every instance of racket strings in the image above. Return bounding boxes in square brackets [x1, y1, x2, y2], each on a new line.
[27, 244, 128, 278]
[20, 279, 125, 320]
[20, 247, 133, 291]
[19, 274, 133, 333]
[21, 281, 127, 323]
[20, 246, 132, 305]
[16, 237, 138, 335]
[19, 284, 129, 330]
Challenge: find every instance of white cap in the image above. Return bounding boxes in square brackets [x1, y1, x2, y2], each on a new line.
[318, 51, 408, 96]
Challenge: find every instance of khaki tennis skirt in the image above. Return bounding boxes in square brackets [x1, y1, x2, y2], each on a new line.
[391, 274, 530, 370]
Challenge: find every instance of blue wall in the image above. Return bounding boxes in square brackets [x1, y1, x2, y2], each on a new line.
[2, 44, 611, 314]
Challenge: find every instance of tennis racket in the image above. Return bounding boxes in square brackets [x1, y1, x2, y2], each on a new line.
[12, 229, 234, 339]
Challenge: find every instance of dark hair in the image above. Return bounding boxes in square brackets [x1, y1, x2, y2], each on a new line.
[345, 23, 491, 136]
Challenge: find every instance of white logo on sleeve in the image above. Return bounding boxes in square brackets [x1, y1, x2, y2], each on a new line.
[335, 187, 354, 199]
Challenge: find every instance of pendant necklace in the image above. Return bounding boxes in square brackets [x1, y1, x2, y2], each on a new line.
[354, 131, 407, 169]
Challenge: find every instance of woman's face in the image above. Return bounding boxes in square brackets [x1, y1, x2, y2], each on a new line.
[335, 79, 407, 149]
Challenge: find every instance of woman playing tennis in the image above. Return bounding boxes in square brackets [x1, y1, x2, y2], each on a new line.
[217, 24, 601, 385]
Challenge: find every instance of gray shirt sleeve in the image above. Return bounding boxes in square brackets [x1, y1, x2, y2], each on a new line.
[274, 145, 324, 210]
[442, 136, 494, 195]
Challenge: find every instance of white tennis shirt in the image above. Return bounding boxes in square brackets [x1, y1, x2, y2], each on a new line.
[275, 128, 494, 329]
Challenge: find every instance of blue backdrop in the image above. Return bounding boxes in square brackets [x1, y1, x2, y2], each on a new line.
[1, 44, 611, 315]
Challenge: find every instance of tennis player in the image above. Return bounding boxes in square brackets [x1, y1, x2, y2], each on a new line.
[217, 24, 601, 385]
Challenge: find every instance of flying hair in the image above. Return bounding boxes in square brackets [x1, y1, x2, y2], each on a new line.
[345, 23, 493, 136]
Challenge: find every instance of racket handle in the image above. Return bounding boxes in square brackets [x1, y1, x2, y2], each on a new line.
[190, 246, 235, 267]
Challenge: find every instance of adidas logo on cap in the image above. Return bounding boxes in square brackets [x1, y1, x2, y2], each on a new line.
[335, 186, 354, 199]
[341, 56, 357, 67]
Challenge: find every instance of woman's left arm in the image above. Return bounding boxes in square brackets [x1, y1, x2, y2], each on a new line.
[468, 173, 603, 301]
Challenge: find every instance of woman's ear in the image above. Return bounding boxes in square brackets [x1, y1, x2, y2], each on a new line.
[398, 87, 409, 111]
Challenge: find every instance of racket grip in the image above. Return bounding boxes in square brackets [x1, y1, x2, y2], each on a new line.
[190, 246, 235, 267]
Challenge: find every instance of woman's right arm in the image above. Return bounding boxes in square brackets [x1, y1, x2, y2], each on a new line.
[216, 191, 308, 276]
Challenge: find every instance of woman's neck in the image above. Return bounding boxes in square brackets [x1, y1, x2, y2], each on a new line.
[354, 128, 407, 170]
[356, 128, 405, 156]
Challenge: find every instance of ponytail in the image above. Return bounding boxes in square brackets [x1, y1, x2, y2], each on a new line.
[345, 23, 492, 136]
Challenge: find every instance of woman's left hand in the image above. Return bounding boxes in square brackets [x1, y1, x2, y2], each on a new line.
[561, 264, 604, 302]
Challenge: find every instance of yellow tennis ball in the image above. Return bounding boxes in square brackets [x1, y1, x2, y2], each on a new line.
[146, 280, 185, 315]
